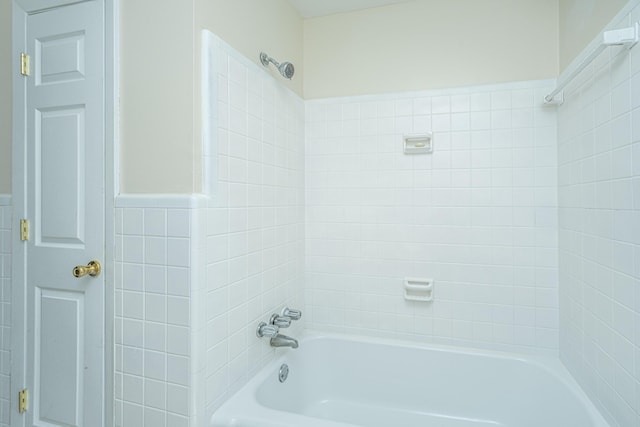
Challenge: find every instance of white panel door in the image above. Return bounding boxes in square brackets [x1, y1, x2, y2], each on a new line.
[24, 1, 105, 426]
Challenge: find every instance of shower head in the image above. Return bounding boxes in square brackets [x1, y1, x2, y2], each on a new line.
[260, 52, 295, 80]
[278, 61, 295, 79]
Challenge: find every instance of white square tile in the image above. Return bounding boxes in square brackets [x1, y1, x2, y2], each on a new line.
[144, 408, 166, 427]
[167, 325, 190, 356]
[122, 319, 143, 347]
[144, 209, 166, 237]
[145, 322, 166, 352]
[168, 296, 190, 327]
[144, 378, 166, 410]
[141, 267, 166, 298]
[432, 96, 451, 114]
[122, 374, 143, 405]
[145, 294, 167, 323]
[168, 209, 191, 238]
[612, 113, 632, 148]
[451, 95, 470, 113]
[491, 91, 511, 110]
[123, 264, 144, 292]
[413, 97, 431, 115]
[470, 93, 491, 111]
[167, 354, 189, 386]
[167, 238, 190, 267]
[167, 384, 189, 416]
[470, 112, 491, 130]
[123, 291, 144, 320]
[612, 80, 631, 118]
[451, 113, 470, 131]
[144, 350, 166, 381]
[122, 402, 143, 427]
[145, 237, 167, 265]
[512, 109, 534, 128]
[511, 90, 533, 109]
[491, 110, 512, 129]
[122, 347, 144, 376]
[123, 209, 143, 236]
[123, 236, 144, 264]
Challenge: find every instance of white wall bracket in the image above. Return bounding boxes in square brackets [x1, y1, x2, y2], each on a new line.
[603, 22, 639, 48]
[543, 91, 564, 106]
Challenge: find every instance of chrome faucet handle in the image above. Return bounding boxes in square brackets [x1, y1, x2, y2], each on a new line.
[270, 314, 292, 328]
[281, 307, 302, 321]
[256, 322, 279, 338]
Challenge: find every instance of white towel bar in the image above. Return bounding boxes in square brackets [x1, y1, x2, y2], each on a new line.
[545, 23, 639, 104]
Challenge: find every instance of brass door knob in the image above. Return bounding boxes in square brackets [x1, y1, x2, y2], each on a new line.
[72, 260, 101, 278]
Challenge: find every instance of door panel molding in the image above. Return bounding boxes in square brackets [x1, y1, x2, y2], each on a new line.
[35, 289, 84, 426]
[36, 105, 87, 248]
[15, 0, 89, 14]
[35, 30, 86, 85]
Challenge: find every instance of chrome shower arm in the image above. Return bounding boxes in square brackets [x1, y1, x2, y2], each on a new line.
[260, 52, 278, 68]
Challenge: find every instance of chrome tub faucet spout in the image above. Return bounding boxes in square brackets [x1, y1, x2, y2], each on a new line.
[270, 333, 299, 349]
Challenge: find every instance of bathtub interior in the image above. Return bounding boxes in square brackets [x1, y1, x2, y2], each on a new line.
[253, 336, 607, 427]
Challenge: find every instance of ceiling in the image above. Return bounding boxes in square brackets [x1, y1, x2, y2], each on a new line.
[287, 0, 416, 18]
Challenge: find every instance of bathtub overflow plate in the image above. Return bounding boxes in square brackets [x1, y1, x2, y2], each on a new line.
[278, 364, 289, 383]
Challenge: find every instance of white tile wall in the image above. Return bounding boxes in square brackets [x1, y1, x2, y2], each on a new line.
[558, 3, 640, 426]
[202, 32, 306, 419]
[305, 80, 560, 355]
[0, 196, 10, 427]
[114, 196, 205, 427]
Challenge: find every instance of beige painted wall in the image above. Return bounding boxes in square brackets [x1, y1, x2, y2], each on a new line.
[119, 0, 303, 193]
[119, 0, 196, 193]
[559, 0, 629, 71]
[303, 0, 559, 99]
[14, 1, 631, 193]
[0, 1, 11, 194]
[195, 0, 303, 96]
[4, 1, 634, 193]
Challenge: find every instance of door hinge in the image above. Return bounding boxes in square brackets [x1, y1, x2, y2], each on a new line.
[20, 219, 29, 241]
[20, 53, 30, 76]
[18, 388, 28, 414]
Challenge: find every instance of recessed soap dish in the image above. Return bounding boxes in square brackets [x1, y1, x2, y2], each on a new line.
[403, 277, 434, 301]
[403, 133, 433, 154]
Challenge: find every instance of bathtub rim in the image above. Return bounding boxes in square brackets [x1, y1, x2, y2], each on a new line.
[211, 330, 612, 427]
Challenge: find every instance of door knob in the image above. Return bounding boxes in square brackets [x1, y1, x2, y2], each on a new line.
[72, 260, 101, 278]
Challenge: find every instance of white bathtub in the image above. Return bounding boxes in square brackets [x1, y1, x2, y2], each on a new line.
[211, 333, 610, 427]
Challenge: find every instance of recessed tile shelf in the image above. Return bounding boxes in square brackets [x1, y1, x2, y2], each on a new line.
[403, 133, 433, 154]
[403, 278, 434, 302]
